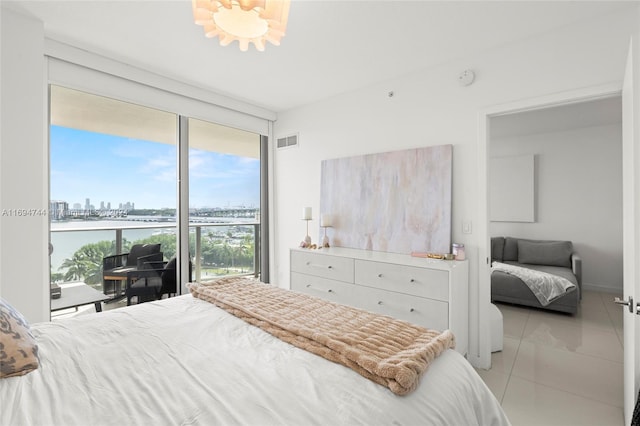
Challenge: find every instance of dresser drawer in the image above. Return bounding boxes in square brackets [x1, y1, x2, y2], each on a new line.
[291, 251, 354, 283]
[350, 285, 449, 332]
[354, 260, 449, 301]
[290, 272, 353, 305]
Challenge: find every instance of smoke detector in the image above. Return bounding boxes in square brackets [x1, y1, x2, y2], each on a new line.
[458, 69, 475, 87]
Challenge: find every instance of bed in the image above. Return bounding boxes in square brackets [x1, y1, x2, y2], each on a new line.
[1, 279, 511, 426]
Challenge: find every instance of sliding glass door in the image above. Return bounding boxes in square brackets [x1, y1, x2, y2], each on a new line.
[187, 118, 261, 283]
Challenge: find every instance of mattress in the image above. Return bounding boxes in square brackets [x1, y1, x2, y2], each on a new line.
[0, 294, 511, 426]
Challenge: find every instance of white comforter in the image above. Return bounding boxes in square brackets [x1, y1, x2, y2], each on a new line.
[0, 295, 510, 426]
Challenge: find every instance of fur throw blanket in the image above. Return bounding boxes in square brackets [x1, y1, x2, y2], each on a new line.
[188, 277, 455, 395]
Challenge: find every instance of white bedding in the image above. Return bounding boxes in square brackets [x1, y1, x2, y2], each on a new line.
[0, 295, 510, 426]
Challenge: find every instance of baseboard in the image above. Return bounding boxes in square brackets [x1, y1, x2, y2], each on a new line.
[582, 282, 622, 295]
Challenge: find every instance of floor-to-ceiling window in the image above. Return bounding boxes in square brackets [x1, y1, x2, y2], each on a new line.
[49, 85, 267, 316]
[49, 85, 178, 313]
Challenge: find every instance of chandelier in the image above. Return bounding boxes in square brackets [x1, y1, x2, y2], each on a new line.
[192, 0, 291, 52]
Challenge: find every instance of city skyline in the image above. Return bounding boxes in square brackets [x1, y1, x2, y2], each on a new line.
[50, 125, 260, 209]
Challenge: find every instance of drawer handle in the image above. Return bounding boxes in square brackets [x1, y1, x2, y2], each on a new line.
[306, 284, 333, 293]
[409, 278, 416, 283]
[378, 273, 383, 278]
[378, 301, 415, 313]
[305, 261, 333, 269]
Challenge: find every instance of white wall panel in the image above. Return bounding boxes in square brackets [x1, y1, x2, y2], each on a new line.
[490, 155, 535, 223]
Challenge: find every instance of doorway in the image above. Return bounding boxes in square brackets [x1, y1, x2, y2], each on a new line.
[489, 96, 623, 296]
[477, 87, 624, 422]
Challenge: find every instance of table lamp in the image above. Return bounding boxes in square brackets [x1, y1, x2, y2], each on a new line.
[301, 207, 312, 247]
[320, 214, 333, 248]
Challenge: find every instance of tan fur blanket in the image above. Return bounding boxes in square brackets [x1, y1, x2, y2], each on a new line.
[188, 277, 456, 395]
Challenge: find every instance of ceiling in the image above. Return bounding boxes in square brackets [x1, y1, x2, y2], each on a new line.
[490, 96, 623, 140]
[3, 1, 635, 113]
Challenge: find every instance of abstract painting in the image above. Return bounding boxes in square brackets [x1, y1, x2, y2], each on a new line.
[319, 145, 452, 254]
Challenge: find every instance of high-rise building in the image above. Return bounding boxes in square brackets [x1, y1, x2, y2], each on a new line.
[49, 200, 68, 221]
[85, 198, 90, 211]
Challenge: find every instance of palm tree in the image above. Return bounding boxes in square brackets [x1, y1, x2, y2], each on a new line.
[235, 244, 249, 273]
[60, 251, 89, 282]
[59, 240, 113, 286]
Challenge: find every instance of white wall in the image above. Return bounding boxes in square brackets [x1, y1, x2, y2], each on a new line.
[272, 7, 638, 364]
[0, 8, 49, 323]
[490, 124, 623, 293]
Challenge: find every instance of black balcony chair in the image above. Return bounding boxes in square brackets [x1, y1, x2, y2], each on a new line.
[124, 257, 193, 305]
[102, 243, 163, 300]
[158, 257, 193, 299]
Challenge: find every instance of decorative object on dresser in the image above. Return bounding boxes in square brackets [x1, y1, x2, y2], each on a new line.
[290, 246, 469, 356]
[452, 243, 466, 260]
[320, 213, 333, 247]
[490, 236, 582, 314]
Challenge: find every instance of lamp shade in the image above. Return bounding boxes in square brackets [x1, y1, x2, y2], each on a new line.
[192, 0, 290, 52]
[320, 214, 333, 227]
[302, 207, 312, 220]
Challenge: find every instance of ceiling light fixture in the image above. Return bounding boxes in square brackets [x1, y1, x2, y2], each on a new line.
[192, 0, 291, 52]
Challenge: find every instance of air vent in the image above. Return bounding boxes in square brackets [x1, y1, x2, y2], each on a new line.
[276, 133, 298, 149]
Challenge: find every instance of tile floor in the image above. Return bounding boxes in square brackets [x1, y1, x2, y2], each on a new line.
[477, 291, 624, 426]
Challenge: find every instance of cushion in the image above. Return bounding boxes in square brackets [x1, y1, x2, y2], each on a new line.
[127, 243, 161, 267]
[491, 237, 505, 262]
[0, 298, 39, 378]
[502, 237, 519, 261]
[517, 240, 573, 268]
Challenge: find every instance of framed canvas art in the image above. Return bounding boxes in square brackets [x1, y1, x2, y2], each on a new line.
[319, 145, 452, 254]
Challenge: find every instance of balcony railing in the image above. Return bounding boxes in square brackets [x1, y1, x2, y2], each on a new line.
[50, 221, 260, 293]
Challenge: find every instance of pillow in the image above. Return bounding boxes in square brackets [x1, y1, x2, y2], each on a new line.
[517, 240, 573, 268]
[491, 237, 505, 262]
[127, 243, 161, 267]
[502, 237, 519, 261]
[0, 298, 39, 378]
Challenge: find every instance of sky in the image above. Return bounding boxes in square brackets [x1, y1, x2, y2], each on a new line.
[50, 126, 260, 210]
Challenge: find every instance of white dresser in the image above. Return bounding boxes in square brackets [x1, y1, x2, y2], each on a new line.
[290, 247, 469, 355]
